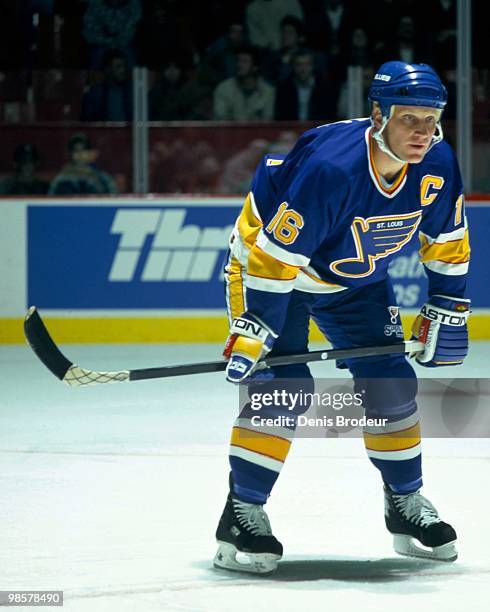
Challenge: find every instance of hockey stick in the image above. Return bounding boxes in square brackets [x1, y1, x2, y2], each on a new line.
[24, 306, 424, 388]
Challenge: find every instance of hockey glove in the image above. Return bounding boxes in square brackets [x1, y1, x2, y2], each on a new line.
[223, 314, 277, 384]
[412, 295, 470, 367]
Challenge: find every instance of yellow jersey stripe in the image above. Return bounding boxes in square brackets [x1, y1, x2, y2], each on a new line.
[248, 244, 300, 281]
[237, 193, 263, 249]
[419, 229, 470, 265]
[302, 267, 344, 287]
[225, 256, 246, 320]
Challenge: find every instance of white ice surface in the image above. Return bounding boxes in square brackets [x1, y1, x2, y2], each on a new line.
[1, 342, 489, 612]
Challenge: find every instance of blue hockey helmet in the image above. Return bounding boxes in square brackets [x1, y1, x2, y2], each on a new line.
[368, 61, 447, 118]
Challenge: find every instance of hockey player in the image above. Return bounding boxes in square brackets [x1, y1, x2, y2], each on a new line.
[215, 61, 470, 573]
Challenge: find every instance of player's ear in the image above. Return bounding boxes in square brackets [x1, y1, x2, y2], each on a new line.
[371, 103, 383, 131]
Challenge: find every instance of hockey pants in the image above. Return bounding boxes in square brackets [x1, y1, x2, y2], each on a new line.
[225, 275, 421, 504]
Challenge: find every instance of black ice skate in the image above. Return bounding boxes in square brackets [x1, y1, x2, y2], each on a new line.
[384, 485, 457, 562]
[214, 486, 283, 574]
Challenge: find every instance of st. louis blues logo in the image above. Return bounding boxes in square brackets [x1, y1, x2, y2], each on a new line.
[385, 305, 403, 337]
[330, 211, 422, 278]
[388, 306, 399, 324]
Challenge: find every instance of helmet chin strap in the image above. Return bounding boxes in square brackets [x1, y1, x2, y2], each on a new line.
[371, 108, 445, 164]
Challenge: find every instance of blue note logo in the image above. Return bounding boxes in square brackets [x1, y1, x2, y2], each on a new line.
[330, 211, 422, 278]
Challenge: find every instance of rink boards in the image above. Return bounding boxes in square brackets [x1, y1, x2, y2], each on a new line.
[1, 197, 489, 343]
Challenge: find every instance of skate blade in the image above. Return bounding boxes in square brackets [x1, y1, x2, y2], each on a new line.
[213, 541, 281, 574]
[393, 535, 458, 562]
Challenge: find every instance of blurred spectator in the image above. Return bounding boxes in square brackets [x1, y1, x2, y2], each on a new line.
[396, 15, 420, 64]
[189, 141, 221, 193]
[365, 0, 403, 64]
[137, 0, 196, 70]
[262, 16, 327, 84]
[473, 70, 490, 122]
[246, 0, 303, 51]
[49, 132, 117, 194]
[213, 47, 274, 121]
[56, 0, 90, 68]
[29, 0, 57, 69]
[199, 22, 248, 87]
[346, 27, 372, 67]
[302, 0, 355, 61]
[83, 0, 141, 69]
[190, 0, 248, 55]
[218, 138, 269, 194]
[274, 49, 337, 121]
[150, 139, 220, 193]
[149, 60, 211, 120]
[426, 0, 456, 71]
[375, 16, 423, 67]
[337, 63, 375, 118]
[81, 50, 133, 121]
[0, 1, 30, 69]
[0, 144, 49, 195]
[267, 130, 298, 155]
[472, 2, 488, 70]
[441, 67, 490, 123]
[440, 68, 456, 121]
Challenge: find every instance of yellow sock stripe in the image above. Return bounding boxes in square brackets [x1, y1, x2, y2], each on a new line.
[230, 426, 291, 463]
[364, 423, 421, 452]
[419, 229, 470, 264]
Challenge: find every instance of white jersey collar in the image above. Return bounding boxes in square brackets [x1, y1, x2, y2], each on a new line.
[365, 127, 408, 199]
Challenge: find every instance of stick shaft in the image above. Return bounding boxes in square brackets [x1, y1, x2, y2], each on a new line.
[24, 306, 423, 386]
[129, 342, 421, 381]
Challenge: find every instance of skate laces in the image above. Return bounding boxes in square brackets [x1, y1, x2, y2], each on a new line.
[393, 491, 441, 528]
[232, 498, 273, 536]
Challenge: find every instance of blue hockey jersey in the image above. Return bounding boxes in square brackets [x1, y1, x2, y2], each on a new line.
[229, 118, 470, 335]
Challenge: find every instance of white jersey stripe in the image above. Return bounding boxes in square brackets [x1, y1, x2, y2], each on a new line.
[245, 275, 296, 293]
[424, 260, 469, 275]
[249, 191, 262, 221]
[419, 224, 467, 245]
[256, 230, 310, 267]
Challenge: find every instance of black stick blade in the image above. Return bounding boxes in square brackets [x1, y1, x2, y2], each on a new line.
[24, 306, 73, 380]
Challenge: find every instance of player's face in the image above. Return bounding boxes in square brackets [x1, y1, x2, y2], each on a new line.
[385, 106, 441, 163]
